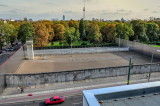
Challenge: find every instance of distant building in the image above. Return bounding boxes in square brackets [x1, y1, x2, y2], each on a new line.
[52, 18, 59, 21]
[154, 17, 160, 21]
[121, 18, 126, 22]
[10, 19, 15, 21]
[29, 19, 33, 21]
[63, 15, 65, 21]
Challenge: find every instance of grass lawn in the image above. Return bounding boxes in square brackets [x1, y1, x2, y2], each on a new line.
[48, 41, 112, 47]
[152, 45, 160, 47]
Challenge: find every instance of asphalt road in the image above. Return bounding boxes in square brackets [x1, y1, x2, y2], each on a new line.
[0, 95, 83, 106]
[0, 44, 22, 65]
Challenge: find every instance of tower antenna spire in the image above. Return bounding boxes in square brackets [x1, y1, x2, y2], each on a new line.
[82, 0, 86, 39]
[83, 0, 86, 20]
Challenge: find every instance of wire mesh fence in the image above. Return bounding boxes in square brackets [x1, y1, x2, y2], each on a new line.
[33, 44, 118, 50]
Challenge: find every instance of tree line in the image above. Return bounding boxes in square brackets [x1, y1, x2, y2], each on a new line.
[0, 19, 160, 48]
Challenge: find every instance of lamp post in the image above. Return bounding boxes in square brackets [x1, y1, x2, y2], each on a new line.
[127, 57, 133, 85]
[148, 50, 160, 82]
[70, 36, 72, 57]
[118, 35, 120, 54]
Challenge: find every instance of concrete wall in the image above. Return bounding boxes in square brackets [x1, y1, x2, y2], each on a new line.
[115, 38, 160, 59]
[5, 63, 160, 87]
[34, 47, 129, 55]
[0, 75, 5, 94]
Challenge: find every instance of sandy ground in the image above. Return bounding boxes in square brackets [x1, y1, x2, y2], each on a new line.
[16, 52, 160, 74]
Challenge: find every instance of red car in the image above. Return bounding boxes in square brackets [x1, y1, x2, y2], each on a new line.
[45, 96, 65, 105]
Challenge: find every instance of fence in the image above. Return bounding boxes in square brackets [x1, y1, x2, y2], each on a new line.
[33, 44, 118, 50]
[115, 38, 160, 59]
[34, 47, 129, 55]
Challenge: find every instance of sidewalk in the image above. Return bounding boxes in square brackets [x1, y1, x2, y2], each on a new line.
[0, 73, 160, 104]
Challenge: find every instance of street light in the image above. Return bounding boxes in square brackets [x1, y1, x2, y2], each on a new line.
[148, 49, 160, 82]
[70, 36, 72, 57]
[127, 57, 133, 85]
[118, 35, 120, 54]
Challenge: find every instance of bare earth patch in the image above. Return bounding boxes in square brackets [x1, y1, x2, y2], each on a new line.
[16, 52, 159, 74]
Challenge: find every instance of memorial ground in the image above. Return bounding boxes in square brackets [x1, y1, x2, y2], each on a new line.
[16, 51, 160, 74]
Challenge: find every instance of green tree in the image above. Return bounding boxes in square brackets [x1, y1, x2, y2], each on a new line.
[146, 23, 159, 42]
[3, 23, 17, 45]
[79, 19, 86, 40]
[18, 23, 34, 44]
[130, 20, 148, 42]
[87, 23, 102, 43]
[0, 21, 5, 49]
[116, 22, 134, 40]
[64, 27, 80, 46]
[64, 27, 75, 46]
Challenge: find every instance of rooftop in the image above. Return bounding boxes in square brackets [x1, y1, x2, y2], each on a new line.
[83, 81, 160, 106]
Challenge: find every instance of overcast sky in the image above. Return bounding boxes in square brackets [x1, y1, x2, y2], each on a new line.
[0, 0, 160, 20]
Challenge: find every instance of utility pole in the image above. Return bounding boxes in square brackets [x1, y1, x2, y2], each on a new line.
[127, 57, 133, 85]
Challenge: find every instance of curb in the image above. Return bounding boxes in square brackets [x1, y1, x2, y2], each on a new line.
[0, 77, 158, 104]
[0, 93, 82, 105]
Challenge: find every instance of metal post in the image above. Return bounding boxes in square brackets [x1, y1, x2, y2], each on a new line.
[71, 36, 72, 57]
[148, 51, 154, 82]
[119, 35, 120, 48]
[127, 57, 132, 85]
[118, 35, 120, 54]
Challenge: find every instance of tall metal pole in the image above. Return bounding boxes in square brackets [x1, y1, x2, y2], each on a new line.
[127, 57, 132, 85]
[83, 0, 86, 39]
[83, 0, 86, 20]
[148, 51, 154, 82]
[118, 35, 120, 54]
[71, 36, 72, 57]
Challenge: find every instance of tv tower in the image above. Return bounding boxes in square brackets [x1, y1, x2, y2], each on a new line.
[83, 0, 86, 20]
[82, 0, 86, 39]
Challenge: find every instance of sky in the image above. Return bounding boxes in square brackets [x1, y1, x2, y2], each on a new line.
[0, 0, 160, 21]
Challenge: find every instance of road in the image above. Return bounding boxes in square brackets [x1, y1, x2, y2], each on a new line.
[0, 94, 83, 106]
[0, 44, 22, 65]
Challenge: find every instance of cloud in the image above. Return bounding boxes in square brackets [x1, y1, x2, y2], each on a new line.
[9, 8, 25, 14]
[63, 10, 77, 14]
[0, 4, 8, 7]
[115, 9, 132, 15]
[152, 10, 159, 13]
[143, 8, 149, 11]
[117, 9, 126, 12]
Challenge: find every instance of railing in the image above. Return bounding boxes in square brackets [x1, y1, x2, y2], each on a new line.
[33, 44, 118, 50]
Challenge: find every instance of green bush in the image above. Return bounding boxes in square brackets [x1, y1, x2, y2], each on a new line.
[81, 42, 88, 45]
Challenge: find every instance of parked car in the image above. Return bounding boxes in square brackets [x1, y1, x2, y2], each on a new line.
[5, 47, 14, 51]
[45, 96, 65, 105]
[0, 50, 6, 54]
